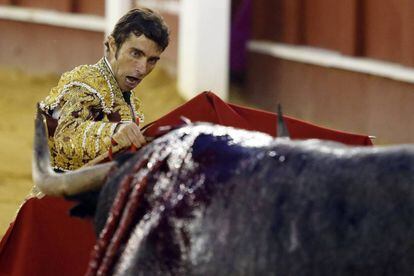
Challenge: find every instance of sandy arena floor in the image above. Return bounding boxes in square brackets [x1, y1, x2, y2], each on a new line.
[0, 67, 185, 237]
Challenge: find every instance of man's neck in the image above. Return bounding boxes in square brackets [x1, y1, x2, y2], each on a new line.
[104, 56, 130, 93]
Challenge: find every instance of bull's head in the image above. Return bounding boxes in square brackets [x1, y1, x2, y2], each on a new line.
[32, 110, 116, 196]
[32, 102, 291, 197]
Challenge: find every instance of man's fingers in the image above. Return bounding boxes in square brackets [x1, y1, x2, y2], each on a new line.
[112, 133, 129, 148]
[135, 130, 147, 145]
[129, 124, 146, 145]
[126, 130, 143, 148]
[112, 122, 147, 149]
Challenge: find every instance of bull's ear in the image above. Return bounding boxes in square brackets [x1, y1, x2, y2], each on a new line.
[32, 104, 116, 196]
[277, 104, 290, 138]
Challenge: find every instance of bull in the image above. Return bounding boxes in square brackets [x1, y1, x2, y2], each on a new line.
[33, 110, 414, 275]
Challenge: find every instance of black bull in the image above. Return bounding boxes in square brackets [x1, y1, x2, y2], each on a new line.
[79, 123, 414, 275]
[32, 113, 414, 275]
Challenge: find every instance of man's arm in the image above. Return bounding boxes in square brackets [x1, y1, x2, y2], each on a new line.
[53, 88, 144, 170]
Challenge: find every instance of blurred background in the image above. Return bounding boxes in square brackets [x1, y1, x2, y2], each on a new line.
[0, 0, 413, 236]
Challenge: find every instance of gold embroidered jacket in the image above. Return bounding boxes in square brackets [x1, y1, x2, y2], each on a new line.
[40, 58, 144, 171]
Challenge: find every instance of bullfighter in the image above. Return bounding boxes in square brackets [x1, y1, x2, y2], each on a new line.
[39, 8, 169, 171]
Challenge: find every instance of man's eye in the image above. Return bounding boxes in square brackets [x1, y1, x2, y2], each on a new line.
[131, 50, 141, 57]
[148, 58, 158, 65]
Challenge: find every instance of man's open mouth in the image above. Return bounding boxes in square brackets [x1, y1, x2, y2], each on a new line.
[125, 76, 141, 87]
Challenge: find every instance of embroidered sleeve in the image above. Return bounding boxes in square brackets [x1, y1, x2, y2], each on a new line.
[131, 94, 145, 124]
[53, 87, 117, 170]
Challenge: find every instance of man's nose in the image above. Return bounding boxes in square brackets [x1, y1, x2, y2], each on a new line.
[135, 59, 147, 75]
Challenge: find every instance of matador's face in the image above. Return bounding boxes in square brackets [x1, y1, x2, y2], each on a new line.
[107, 33, 162, 92]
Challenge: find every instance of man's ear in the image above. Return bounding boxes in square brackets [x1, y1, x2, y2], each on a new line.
[106, 36, 117, 58]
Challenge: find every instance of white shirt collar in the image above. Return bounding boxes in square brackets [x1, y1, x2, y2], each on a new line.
[104, 56, 115, 76]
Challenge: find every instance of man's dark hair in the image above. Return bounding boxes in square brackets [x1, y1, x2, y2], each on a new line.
[106, 8, 169, 53]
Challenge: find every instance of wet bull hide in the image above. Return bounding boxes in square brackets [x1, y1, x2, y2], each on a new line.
[84, 123, 414, 276]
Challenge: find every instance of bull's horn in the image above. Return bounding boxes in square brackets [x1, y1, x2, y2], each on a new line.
[277, 104, 290, 138]
[32, 108, 116, 196]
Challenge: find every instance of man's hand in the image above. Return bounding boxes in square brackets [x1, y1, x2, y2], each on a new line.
[112, 122, 146, 149]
